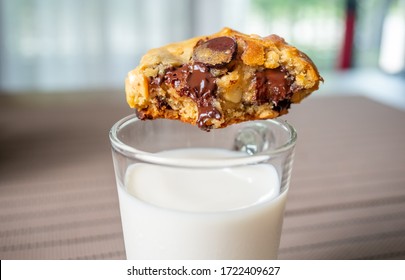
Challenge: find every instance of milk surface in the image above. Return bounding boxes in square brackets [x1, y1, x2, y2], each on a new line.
[126, 148, 279, 212]
[117, 148, 288, 259]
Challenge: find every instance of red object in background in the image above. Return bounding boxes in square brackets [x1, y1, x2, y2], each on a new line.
[338, 0, 357, 69]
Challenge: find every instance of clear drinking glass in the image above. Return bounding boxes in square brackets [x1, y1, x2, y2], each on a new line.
[109, 116, 296, 260]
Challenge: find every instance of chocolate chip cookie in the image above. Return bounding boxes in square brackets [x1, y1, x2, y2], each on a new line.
[125, 28, 322, 131]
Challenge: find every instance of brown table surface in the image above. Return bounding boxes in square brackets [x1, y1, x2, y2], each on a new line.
[1, 93, 405, 260]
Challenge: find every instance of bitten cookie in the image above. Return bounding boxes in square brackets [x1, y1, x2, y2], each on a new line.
[126, 27, 322, 131]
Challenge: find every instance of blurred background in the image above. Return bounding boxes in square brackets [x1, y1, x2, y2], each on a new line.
[0, 0, 405, 106]
[1, 0, 405, 260]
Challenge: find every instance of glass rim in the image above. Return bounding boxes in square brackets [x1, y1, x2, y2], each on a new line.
[109, 115, 297, 167]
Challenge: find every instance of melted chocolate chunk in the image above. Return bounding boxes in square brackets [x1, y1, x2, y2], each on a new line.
[164, 62, 220, 130]
[197, 106, 221, 131]
[254, 67, 294, 106]
[193, 36, 237, 67]
[206, 37, 236, 52]
[188, 63, 217, 101]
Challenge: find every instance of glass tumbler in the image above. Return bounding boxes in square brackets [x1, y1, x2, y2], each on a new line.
[109, 116, 296, 259]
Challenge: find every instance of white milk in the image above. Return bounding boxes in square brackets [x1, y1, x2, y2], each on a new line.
[116, 148, 288, 259]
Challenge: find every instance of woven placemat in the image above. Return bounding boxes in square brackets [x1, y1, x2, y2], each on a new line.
[1, 94, 404, 259]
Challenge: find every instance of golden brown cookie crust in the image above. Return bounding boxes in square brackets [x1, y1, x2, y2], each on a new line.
[126, 27, 322, 130]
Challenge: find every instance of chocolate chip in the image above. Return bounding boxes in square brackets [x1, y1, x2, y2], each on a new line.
[193, 36, 237, 67]
[164, 63, 221, 130]
[254, 67, 294, 105]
